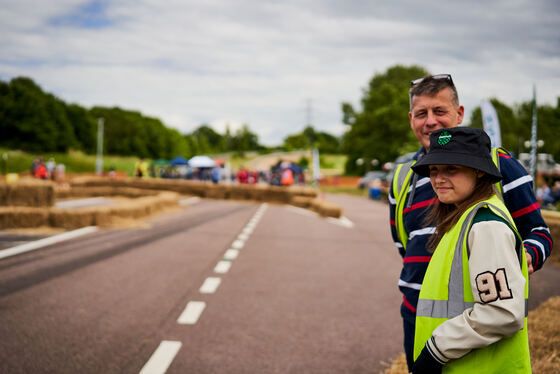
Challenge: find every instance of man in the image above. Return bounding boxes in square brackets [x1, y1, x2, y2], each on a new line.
[389, 74, 553, 371]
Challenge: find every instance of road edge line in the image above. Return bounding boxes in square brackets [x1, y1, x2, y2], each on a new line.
[0, 226, 99, 261]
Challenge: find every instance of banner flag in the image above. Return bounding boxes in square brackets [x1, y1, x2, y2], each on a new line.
[481, 100, 502, 148]
[312, 148, 320, 186]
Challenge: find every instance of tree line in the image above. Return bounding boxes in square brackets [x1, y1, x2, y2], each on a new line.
[0, 77, 341, 159]
[2, 68, 557, 175]
[342, 65, 560, 175]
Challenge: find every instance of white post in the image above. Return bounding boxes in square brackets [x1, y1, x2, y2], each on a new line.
[96, 117, 104, 175]
[529, 85, 538, 190]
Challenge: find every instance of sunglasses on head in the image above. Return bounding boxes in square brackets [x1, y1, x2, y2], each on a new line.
[411, 74, 454, 87]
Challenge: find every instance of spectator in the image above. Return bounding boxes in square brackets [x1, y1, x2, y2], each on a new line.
[34, 158, 48, 179]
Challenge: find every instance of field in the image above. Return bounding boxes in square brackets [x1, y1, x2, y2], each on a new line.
[0, 149, 349, 179]
[0, 148, 139, 176]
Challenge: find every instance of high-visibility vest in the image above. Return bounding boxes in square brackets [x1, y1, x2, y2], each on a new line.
[392, 147, 507, 251]
[413, 194, 531, 373]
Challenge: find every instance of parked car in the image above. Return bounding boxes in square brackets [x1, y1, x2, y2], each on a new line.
[357, 170, 388, 189]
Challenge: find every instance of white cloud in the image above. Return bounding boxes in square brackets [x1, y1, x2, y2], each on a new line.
[1, 0, 559, 146]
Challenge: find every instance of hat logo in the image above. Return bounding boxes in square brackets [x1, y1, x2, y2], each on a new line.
[438, 131, 452, 146]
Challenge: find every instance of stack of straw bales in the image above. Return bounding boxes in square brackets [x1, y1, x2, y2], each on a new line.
[0, 179, 179, 229]
[0, 176, 343, 230]
[69, 176, 341, 217]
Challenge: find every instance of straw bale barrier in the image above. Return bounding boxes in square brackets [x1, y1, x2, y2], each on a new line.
[68, 177, 339, 215]
[56, 186, 160, 199]
[542, 210, 560, 266]
[290, 196, 314, 209]
[49, 191, 179, 229]
[0, 207, 50, 228]
[308, 198, 343, 218]
[0, 191, 179, 230]
[0, 180, 55, 207]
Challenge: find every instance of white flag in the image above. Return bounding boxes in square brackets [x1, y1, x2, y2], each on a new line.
[481, 100, 502, 148]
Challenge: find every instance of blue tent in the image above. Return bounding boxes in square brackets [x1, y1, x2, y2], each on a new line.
[170, 156, 188, 166]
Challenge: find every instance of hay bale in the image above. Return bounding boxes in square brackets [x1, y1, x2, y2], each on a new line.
[0, 181, 55, 207]
[0, 207, 49, 228]
[205, 184, 229, 199]
[57, 186, 159, 199]
[262, 186, 292, 203]
[309, 198, 343, 218]
[290, 186, 319, 198]
[290, 196, 313, 208]
[229, 185, 253, 200]
[49, 208, 96, 229]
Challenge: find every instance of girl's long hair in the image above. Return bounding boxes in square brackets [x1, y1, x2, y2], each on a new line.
[425, 174, 496, 252]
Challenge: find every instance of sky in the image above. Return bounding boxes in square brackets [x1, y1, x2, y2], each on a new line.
[1, 0, 559, 146]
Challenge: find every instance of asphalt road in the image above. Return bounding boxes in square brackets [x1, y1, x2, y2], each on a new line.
[0, 195, 558, 374]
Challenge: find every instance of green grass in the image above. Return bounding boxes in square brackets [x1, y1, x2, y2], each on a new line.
[0, 148, 139, 176]
[0, 148, 348, 178]
[320, 154, 347, 171]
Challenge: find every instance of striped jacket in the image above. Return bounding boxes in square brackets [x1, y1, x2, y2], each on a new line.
[389, 147, 553, 322]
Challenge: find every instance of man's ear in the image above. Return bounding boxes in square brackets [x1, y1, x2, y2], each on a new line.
[457, 105, 465, 124]
[477, 171, 486, 178]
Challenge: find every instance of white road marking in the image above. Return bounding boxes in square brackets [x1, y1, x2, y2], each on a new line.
[231, 239, 245, 249]
[199, 277, 222, 294]
[326, 216, 355, 229]
[179, 197, 200, 206]
[237, 233, 250, 241]
[286, 205, 316, 216]
[177, 301, 206, 324]
[139, 340, 182, 374]
[214, 260, 232, 274]
[55, 197, 115, 209]
[243, 227, 253, 235]
[224, 249, 239, 260]
[0, 226, 99, 261]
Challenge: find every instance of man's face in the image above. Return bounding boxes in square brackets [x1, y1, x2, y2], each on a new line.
[409, 88, 465, 149]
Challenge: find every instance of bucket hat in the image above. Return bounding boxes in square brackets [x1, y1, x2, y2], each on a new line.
[411, 127, 502, 183]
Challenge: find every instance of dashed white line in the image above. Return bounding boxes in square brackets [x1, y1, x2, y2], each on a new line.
[214, 260, 232, 274]
[177, 301, 206, 325]
[199, 277, 222, 294]
[286, 205, 316, 216]
[326, 216, 355, 228]
[179, 197, 200, 206]
[139, 340, 182, 374]
[231, 239, 245, 249]
[237, 233, 250, 241]
[224, 249, 239, 260]
[0, 226, 99, 261]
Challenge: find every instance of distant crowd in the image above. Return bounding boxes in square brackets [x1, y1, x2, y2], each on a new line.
[536, 180, 560, 209]
[31, 157, 65, 181]
[136, 159, 306, 187]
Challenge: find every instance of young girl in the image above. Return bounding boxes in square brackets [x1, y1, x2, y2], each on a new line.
[410, 127, 530, 373]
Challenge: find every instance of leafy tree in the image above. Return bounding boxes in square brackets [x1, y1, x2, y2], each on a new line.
[283, 125, 340, 153]
[341, 65, 428, 175]
[65, 104, 97, 153]
[469, 97, 560, 160]
[231, 124, 260, 152]
[283, 133, 310, 150]
[192, 125, 224, 153]
[1, 77, 77, 152]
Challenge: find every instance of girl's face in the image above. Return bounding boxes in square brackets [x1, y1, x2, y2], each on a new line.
[429, 164, 481, 205]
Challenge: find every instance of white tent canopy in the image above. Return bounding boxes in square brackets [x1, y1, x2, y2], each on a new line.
[188, 155, 216, 168]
